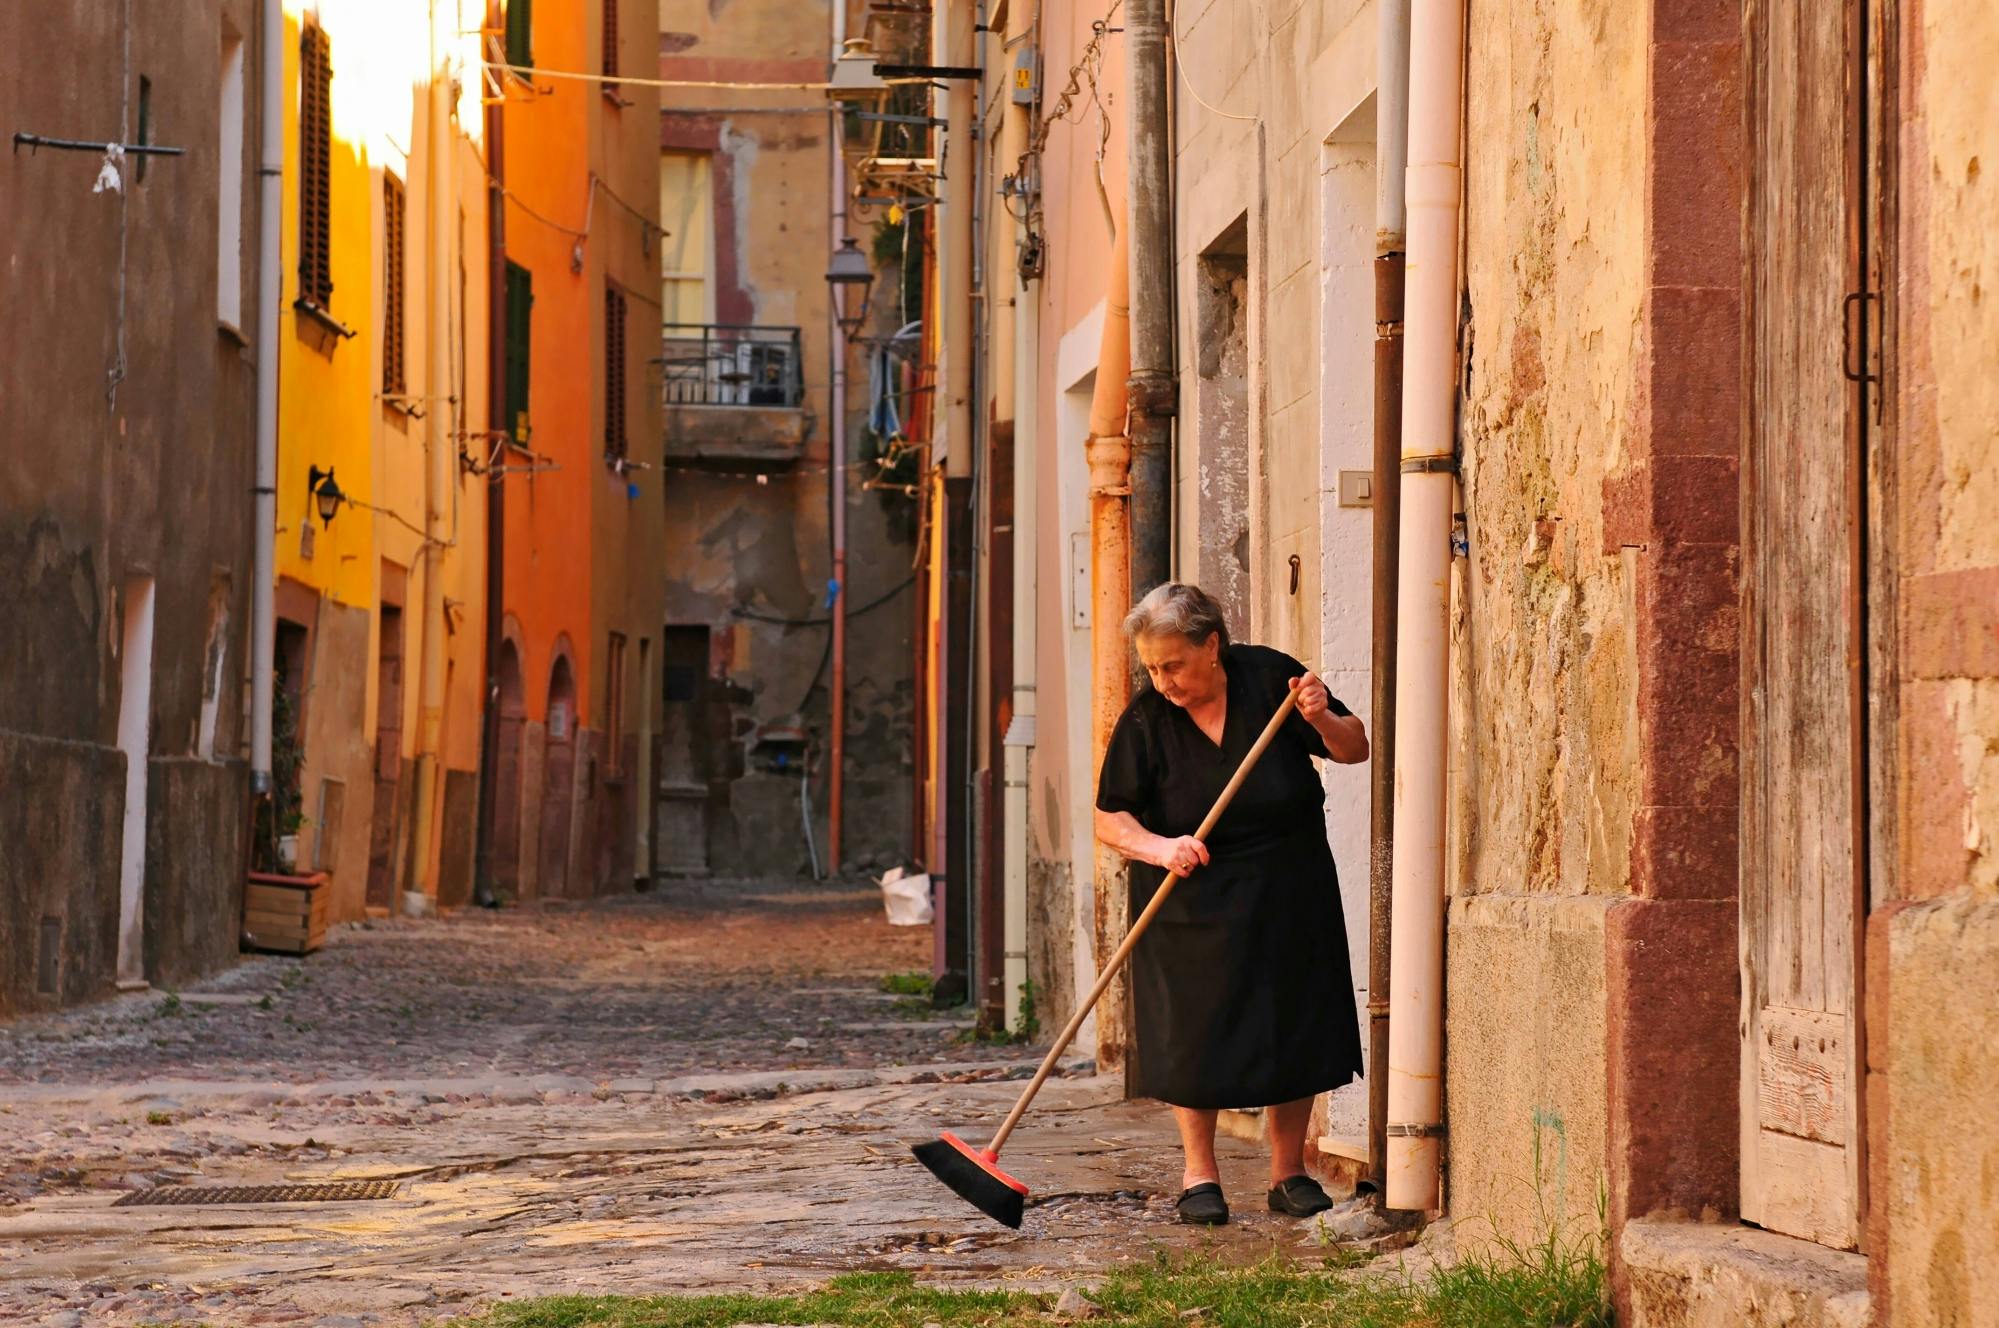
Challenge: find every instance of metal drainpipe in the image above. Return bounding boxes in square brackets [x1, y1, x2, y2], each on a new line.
[1385, 0, 1466, 1214]
[1368, 0, 1411, 1202]
[827, 0, 848, 874]
[1123, 0, 1175, 599]
[473, 0, 508, 908]
[250, 0, 284, 797]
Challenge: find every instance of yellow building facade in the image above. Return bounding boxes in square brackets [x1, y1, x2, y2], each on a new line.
[273, 0, 491, 918]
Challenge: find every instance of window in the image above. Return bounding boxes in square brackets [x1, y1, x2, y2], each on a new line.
[504, 261, 533, 445]
[217, 28, 245, 327]
[505, 0, 532, 71]
[136, 76, 153, 185]
[382, 173, 406, 398]
[658, 151, 713, 326]
[604, 284, 628, 458]
[297, 23, 333, 308]
[601, 0, 619, 83]
[604, 632, 627, 775]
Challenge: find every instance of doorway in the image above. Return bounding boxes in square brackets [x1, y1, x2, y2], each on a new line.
[115, 575, 156, 989]
[492, 637, 526, 897]
[366, 600, 406, 910]
[539, 651, 578, 898]
[656, 625, 711, 876]
[1740, 0, 1885, 1251]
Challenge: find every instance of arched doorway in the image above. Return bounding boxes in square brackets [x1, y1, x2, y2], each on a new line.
[538, 651, 577, 899]
[491, 638, 526, 898]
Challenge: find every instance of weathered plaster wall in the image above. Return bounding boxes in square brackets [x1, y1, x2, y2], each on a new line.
[0, 0, 261, 1004]
[0, 735, 123, 1014]
[1446, 0, 1651, 1252]
[657, 0, 911, 878]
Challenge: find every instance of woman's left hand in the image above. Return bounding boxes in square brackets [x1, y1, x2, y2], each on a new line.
[1289, 671, 1332, 721]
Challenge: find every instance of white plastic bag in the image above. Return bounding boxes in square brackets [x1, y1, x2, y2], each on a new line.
[878, 867, 934, 926]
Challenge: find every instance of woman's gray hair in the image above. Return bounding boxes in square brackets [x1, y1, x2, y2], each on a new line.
[1121, 582, 1232, 649]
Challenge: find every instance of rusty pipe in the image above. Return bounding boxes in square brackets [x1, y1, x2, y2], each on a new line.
[1087, 222, 1132, 1071]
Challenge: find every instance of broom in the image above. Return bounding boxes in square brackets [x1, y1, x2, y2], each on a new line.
[912, 681, 1306, 1227]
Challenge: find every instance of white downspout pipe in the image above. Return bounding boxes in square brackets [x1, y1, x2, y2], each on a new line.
[407, 0, 454, 903]
[1384, 0, 1464, 1213]
[250, 0, 283, 794]
[1003, 262, 1038, 1032]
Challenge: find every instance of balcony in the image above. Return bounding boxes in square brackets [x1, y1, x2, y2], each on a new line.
[659, 324, 815, 467]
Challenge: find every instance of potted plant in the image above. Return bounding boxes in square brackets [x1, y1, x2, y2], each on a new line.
[245, 684, 328, 954]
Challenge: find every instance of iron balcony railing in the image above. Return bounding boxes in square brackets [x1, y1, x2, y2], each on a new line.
[659, 323, 805, 408]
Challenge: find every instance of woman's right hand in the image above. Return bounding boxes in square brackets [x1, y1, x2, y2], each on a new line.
[1152, 834, 1211, 877]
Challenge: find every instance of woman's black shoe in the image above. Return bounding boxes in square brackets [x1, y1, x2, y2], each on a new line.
[1266, 1175, 1334, 1217]
[1176, 1182, 1229, 1225]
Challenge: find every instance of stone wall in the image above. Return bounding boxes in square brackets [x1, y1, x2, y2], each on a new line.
[1873, 0, 1999, 1320]
[0, 734, 123, 1015]
[1443, 0, 1654, 1253]
[143, 757, 249, 991]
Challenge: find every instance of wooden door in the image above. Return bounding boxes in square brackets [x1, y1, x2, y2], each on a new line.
[655, 626, 710, 876]
[366, 605, 405, 910]
[1741, 0, 1878, 1250]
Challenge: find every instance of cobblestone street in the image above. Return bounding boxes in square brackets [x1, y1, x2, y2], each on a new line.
[0, 880, 1358, 1326]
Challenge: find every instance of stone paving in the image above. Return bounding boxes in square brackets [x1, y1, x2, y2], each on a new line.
[0, 878, 1377, 1327]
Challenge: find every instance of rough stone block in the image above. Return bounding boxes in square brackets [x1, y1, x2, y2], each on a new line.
[1606, 897, 1738, 1232]
[1621, 1216, 1868, 1328]
[1445, 893, 1612, 1250]
[1880, 892, 1999, 1328]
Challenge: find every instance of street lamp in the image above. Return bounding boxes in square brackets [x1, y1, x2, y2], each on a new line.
[306, 465, 345, 526]
[825, 236, 875, 342]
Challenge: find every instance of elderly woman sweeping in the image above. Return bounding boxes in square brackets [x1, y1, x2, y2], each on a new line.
[1094, 582, 1368, 1226]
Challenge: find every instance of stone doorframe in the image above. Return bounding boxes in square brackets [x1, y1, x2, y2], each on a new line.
[1597, 0, 1748, 1305]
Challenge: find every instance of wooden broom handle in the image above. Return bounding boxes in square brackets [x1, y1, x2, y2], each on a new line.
[986, 681, 1306, 1157]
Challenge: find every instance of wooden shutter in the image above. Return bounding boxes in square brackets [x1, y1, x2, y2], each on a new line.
[604, 285, 628, 458]
[602, 0, 619, 82]
[297, 24, 333, 308]
[505, 261, 532, 445]
[382, 173, 406, 397]
[1741, 0, 1876, 1250]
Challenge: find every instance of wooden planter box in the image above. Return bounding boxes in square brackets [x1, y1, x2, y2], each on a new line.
[244, 870, 330, 955]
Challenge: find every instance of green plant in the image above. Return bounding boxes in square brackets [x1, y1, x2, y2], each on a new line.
[251, 683, 309, 872]
[146, 1110, 173, 1126]
[878, 971, 933, 997]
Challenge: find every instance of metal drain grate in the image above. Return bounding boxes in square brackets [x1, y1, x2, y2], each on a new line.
[114, 1180, 400, 1207]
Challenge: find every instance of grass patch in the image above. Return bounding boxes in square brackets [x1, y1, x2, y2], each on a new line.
[453, 1227, 1607, 1327]
[879, 972, 934, 998]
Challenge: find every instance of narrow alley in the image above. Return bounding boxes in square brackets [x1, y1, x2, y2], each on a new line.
[0, 885, 1368, 1326]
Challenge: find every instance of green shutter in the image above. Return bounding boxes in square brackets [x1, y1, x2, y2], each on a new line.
[505, 0, 532, 70]
[505, 262, 532, 446]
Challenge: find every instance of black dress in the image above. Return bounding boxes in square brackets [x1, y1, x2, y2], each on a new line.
[1095, 643, 1363, 1109]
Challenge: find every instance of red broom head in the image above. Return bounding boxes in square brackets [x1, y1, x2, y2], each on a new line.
[912, 1131, 1029, 1228]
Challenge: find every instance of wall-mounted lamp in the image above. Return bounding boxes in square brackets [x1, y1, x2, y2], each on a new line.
[825, 236, 875, 341]
[306, 465, 345, 526]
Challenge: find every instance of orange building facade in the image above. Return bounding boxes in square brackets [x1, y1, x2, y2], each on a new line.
[485, 0, 664, 900]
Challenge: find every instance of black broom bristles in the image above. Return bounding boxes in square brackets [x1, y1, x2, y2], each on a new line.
[912, 1133, 1027, 1229]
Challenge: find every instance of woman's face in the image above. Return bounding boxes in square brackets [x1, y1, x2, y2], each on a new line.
[1136, 631, 1222, 708]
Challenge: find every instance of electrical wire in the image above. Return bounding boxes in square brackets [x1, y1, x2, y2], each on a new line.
[1168, 0, 1261, 122]
[489, 60, 834, 92]
[731, 574, 917, 627]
